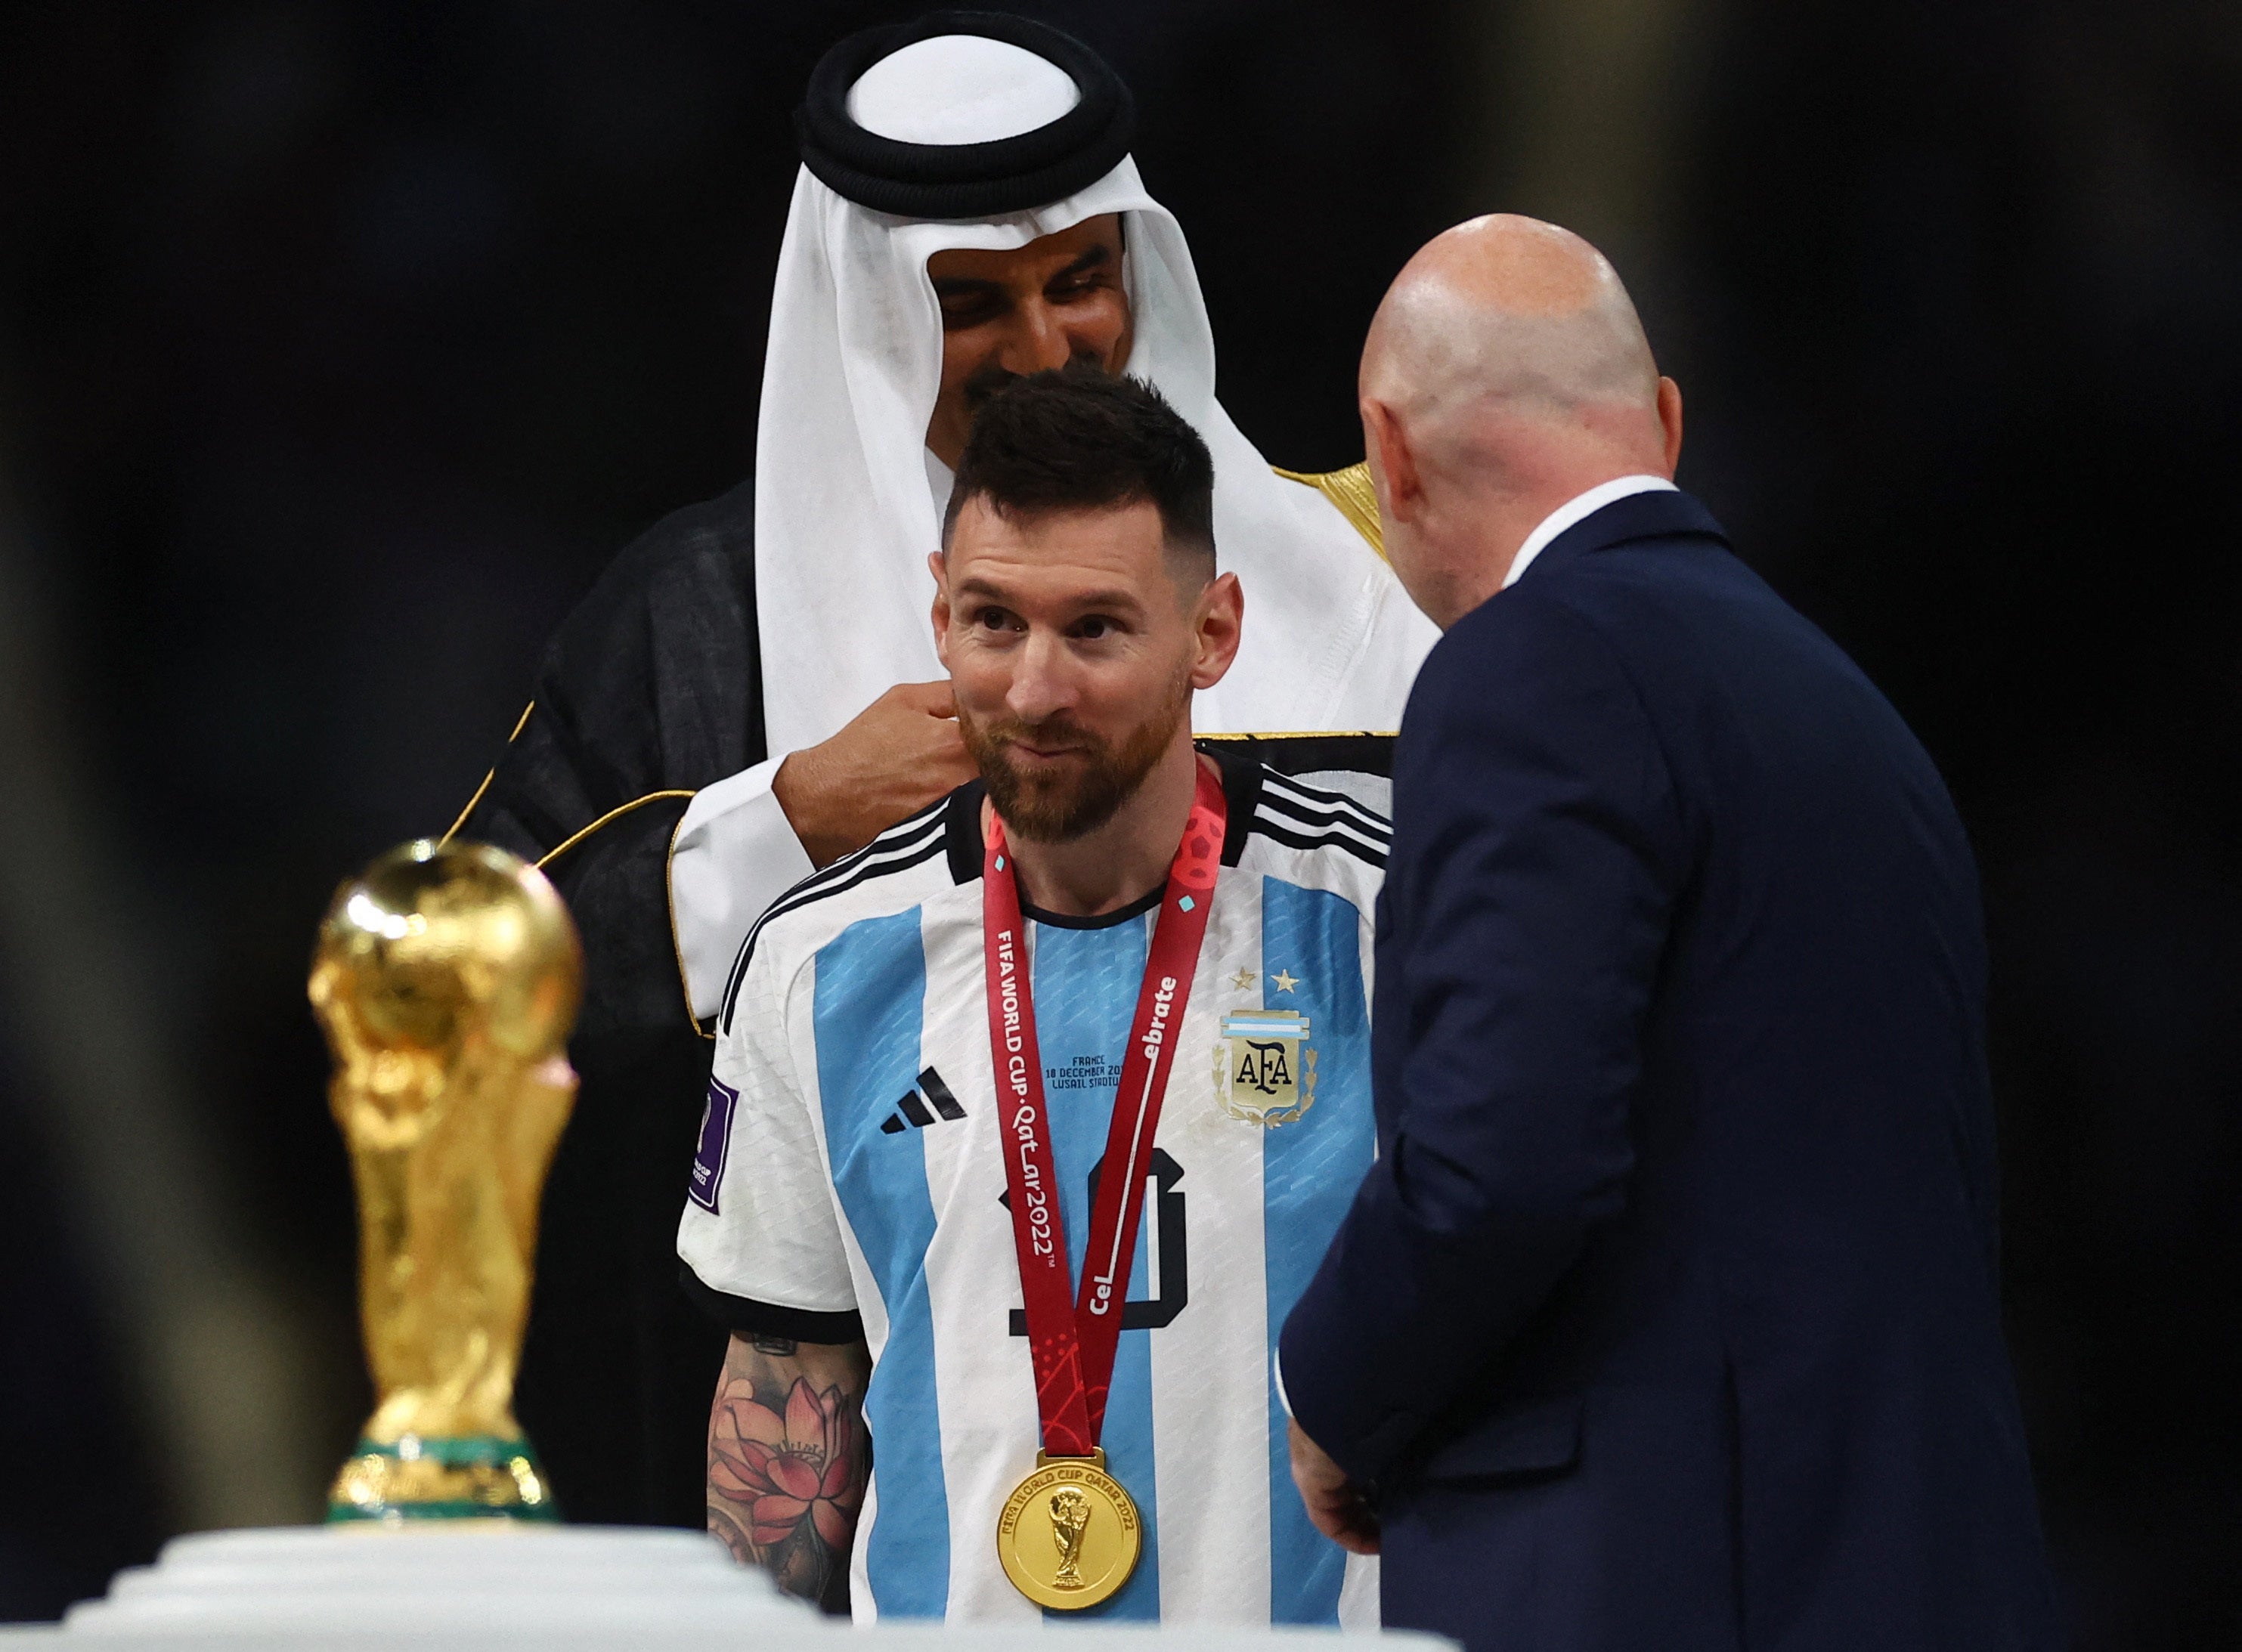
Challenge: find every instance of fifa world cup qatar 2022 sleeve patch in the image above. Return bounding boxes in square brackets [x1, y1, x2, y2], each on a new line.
[688, 1075, 738, 1214]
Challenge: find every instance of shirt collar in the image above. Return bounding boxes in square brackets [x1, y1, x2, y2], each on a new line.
[1503, 474, 1679, 590]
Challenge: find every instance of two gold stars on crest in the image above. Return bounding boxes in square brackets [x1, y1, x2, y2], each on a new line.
[1231, 967, 1301, 993]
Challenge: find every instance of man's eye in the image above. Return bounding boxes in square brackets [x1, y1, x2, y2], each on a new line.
[941, 294, 1004, 327]
[1074, 616, 1115, 640]
[974, 607, 1017, 631]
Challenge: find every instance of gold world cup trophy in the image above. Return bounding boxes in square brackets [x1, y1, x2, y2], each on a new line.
[308, 839, 583, 1522]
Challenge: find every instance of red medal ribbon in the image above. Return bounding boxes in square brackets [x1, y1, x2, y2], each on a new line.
[983, 761, 1226, 1456]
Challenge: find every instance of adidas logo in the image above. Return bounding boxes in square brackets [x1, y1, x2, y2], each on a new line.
[879, 1067, 967, 1134]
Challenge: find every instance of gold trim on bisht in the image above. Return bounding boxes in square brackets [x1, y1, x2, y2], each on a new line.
[535, 790, 698, 872]
[1271, 461, 1386, 562]
[438, 700, 537, 847]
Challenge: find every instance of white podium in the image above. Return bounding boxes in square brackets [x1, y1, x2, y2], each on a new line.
[0, 1527, 1443, 1652]
[42, 1527, 810, 1639]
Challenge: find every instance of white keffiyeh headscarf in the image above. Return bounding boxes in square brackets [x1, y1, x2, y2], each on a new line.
[751, 32, 1435, 756]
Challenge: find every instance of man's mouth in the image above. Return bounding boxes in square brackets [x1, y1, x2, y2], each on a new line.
[962, 367, 1019, 413]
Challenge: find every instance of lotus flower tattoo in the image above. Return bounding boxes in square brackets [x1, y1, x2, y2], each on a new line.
[709, 1373, 861, 1553]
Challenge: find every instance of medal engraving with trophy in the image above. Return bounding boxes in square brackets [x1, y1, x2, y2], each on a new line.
[308, 839, 582, 1522]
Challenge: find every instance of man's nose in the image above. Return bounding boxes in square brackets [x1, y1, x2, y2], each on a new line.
[1005, 631, 1074, 723]
[998, 298, 1077, 376]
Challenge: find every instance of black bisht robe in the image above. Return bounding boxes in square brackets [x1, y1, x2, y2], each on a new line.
[457, 479, 759, 1527]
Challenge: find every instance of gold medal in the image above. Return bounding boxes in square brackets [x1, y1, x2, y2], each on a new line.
[995, 1449, 1142, 1610]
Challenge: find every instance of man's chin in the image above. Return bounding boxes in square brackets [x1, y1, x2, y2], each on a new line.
[989, 775, 1111, 844]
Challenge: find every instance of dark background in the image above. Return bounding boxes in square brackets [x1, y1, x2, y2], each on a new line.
[2, 2, 2236, 1644]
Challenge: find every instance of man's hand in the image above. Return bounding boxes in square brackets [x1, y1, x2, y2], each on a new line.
[773, 682, 977, 869]
[1288, 1416, 1380, 1555]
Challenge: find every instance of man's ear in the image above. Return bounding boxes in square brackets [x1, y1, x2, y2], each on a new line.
[1190, 571, 1243, 691]
[1656, 376, 1684, 477]
[927, 550, 952, 667]
[1361, 398, 1423, 526]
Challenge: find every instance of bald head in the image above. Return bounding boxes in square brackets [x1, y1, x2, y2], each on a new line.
[1358, 215, 1682, 627]
[1364, 215, 1658, 432]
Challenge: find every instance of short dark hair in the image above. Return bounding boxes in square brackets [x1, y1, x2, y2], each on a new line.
[943, 364, 1216, 583]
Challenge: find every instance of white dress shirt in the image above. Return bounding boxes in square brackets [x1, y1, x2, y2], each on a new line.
[1503, 473, 1678, 589]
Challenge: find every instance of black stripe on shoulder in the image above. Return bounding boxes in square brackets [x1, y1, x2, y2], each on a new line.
[679, 1264, 864, 1344]
[717, 800, 951, 1035]
[780, 794, 950, 914]
[1255, 784, 1389, 843]
[1256, 803, 1392, 862]
[1260, 770, 1392, 838]
[717, 803, 944, 1024]
[719, 831, 947, 1034]
[1250, 817, 1389, 871]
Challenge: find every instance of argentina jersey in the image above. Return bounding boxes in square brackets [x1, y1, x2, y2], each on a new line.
[679, 745, 1390, 1626]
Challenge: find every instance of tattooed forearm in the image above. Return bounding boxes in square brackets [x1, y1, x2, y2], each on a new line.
[707, 1330, 872, 1614]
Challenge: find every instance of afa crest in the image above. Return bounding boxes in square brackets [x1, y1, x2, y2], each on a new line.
[1214, 1010, 1316, 1128]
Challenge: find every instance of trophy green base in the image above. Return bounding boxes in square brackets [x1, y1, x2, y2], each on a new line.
[327, 1434, 559, 1524]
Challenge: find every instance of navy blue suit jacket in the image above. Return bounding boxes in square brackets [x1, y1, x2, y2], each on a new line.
[1279, 490, 2061, 1650]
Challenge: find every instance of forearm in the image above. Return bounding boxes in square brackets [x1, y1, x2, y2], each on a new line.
[706, 1332, 872, 1613]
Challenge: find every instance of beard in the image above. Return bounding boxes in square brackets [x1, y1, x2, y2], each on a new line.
[959, 670, 1192, 844]
[958, 345, 1116, 419]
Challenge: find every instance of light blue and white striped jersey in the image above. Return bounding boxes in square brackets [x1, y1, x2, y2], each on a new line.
[679, 753, 1389, 1626]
